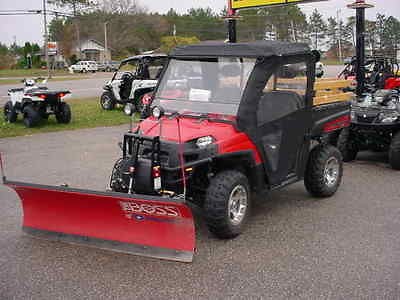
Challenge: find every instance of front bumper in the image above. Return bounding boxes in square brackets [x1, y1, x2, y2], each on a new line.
[120, 133, 217, 195]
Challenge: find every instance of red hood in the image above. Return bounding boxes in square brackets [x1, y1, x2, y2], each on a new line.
[137, 116, 238, 143]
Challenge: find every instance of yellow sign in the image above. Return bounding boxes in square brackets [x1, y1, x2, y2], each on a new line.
[231, 0, 326, 10]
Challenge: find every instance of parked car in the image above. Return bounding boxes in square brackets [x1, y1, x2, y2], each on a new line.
[98, 61, 120, 72]
[70, 61, 98, 73]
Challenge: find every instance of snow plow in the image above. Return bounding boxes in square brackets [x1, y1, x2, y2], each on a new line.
[2, 41, 351, 263]
[1, 156, 195, 263]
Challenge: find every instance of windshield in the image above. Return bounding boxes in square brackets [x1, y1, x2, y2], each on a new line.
[115, 60, 138, 80]
[153, 58, 256, 115]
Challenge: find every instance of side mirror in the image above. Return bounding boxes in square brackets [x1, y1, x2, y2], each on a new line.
[312, 50, 321, 63]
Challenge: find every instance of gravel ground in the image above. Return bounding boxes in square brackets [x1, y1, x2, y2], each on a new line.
[0, 125, 399, 299]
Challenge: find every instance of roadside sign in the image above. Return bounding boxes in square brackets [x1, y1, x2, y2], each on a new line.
[47, 42, 57, 55]
[231, 0, 327, 10]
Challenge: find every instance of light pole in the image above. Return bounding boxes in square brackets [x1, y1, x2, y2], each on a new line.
[43, 0, 51, 78]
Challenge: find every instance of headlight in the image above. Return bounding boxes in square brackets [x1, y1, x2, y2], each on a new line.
[381, 115, 399, 123]
[379, 111, 400, 123]
[152, 106, 164, 119]
[124, 103, 134, 116]
[351, 111, 356, 121]
[195, 136, 214, 148]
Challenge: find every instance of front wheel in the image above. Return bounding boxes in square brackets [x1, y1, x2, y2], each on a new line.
[389, 132, 400, 170]
[304, 145, 343, 197]
[100, 91, 115, 110]
[204, 170, 251, 239]
[4, 101, 17, 123]
[55, 102, 71, 124]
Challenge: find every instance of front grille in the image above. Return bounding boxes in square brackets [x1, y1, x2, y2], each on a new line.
[356, 115, 376, 123]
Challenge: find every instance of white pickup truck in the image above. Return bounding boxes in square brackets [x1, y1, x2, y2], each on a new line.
[70, 61, 98, 73]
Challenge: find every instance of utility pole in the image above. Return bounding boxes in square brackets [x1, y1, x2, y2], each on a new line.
[72, 1, 81, 60]
[43, 0, 51, 78]
[348, 0, 374, 97]
[337, 9, 343, 62]
[104, 21, 108, 62]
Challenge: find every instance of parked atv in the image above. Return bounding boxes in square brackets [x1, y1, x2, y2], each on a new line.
[338, 88, 400, 169]
[4, 78, 71, 128]
[338, 56, 400, 91]
[100, 54, 167, 115]
[3, 41, 351, 263]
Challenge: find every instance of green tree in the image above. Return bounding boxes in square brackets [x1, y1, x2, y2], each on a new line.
[237, 5, 308, 42]
[0, 43, 15, 69]
[160, 36, 200, 53]
[308, 9, 326, 50]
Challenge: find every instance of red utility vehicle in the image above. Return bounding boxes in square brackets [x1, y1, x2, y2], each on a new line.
[3, 41, 350, 262]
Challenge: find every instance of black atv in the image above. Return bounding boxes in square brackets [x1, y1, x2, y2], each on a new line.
[338, 88, 400, 169]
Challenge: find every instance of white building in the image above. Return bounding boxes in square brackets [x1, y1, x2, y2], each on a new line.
[74, 39, 111, 63]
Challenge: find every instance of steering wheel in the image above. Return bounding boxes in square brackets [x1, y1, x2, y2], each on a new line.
[121, 71, 135, 82]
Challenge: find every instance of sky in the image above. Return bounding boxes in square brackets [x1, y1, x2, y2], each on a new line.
[0, 0, 399, 46]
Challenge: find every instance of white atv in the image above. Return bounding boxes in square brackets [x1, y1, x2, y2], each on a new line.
[100, 54, 167, 115]
[4, 78, 71, 128]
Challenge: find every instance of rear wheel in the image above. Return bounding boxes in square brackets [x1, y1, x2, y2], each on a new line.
[4, 101, 17, 123]
[337, 128, 358, 162]
[100, 91, 115, 110]
[23, 105, 40, 128]
[204, 170, 251, 239]
[389, 132, 400, 170]
[304, 145, 343, 197]
[55, 102, 71, 124]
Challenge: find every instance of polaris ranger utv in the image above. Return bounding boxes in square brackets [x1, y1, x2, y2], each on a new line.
[3, 41, 350, 263]
[109, 41, 351, 239]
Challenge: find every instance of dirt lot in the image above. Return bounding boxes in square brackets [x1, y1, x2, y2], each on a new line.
[0, 125, 399, 299]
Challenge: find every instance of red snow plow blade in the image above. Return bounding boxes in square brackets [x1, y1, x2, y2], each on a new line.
[5, 181, 195, 262]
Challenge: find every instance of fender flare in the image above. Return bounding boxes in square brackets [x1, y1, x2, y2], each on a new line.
[211, 151, 269, 192]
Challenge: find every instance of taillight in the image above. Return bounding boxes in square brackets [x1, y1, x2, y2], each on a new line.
[152, 166, 161, 191]
[58, 93, 65, 98]
[38, 94, 47, 100]
[152, 166, 161, 178]
[323, 115, 351, 133]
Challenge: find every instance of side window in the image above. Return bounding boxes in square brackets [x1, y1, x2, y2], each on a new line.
[276, 62, 307, 101]
[258, 62, 307, 125]
[148, 58, 166, 80]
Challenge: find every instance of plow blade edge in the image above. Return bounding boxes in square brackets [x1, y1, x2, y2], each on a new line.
[6, 181, 195, 262]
